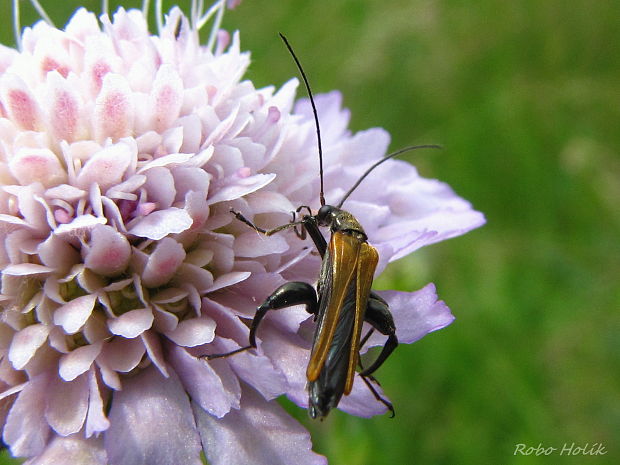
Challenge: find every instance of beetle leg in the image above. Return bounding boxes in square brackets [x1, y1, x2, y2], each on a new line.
[356, 327, 396, 417]
[230, 208, 303, 236]
[291, 210, 307, 240]
[359, 295, 398, 377]
[359, 373, 396, 418]
[359, 327, 375, 350]
[204, 281, 318, 360]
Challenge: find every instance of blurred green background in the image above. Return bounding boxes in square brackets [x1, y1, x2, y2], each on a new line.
[1, 0, 618, 464]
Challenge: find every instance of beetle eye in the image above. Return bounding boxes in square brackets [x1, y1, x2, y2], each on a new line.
[317, 205, 331, 223]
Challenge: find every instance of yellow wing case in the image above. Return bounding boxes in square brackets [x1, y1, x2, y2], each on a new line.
[306, 231, 378, 395]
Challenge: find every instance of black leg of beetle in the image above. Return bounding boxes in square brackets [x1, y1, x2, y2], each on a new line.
[359, 328, 375, 350]
[360, 372, 395, 418]
[204, 281, 318, 360]
[355, 327, 395, 416]
[296, 205, 313, 216]
[357, 328, 377, 376]
[301, 215, 327, 257]
[357, 328, 382, 386]
[359, 296, 399, 377]
[291, 210, 307, 240]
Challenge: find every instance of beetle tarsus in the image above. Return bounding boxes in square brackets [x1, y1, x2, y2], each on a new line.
[360, 373, 396, 418]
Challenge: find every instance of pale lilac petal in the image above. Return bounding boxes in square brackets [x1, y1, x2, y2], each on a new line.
[142, 166, 176, 209]
[75, 143, 132, 191]
[45, 373, 89, 436]
[137, 152, 193, 172]
[246, 190, 295, 214]
[164, 316, 216, 347]
[2, 263, 52, 276]
[168, 345, 240, 417]
[8, 324, 50, 370]
[24, 436, 107, 465]
[141, 331, 169, 377]
[54, 214, 106, 238]
[141, 237, 186, 287]
[175, 262, 214, 293]
[53, 294, 97, 334]
[58, 341, 103, 382]
[235, 230, 289, 257]
[149, 65, 183, 132]
[207, 173, 276, 204]
[4, 371, 51, 456]
[0, 73, 43, 131]
[259, 324, 310, 407]
[93, 73, 134, 142]
[205, 271, 251, 293]
[105, 365, 202, 465]
[336, 374, 390, 418]
[84, 224, 131, 276]
[216, 337, 287, 400]
[85, 369, 110, 437]
[38, 234, 80, 272]
[100, 336, 145, 372]
[45, 71, 86, 142]
[107, 308, 154, 338]
[9, 148, 67, 187]
[170, 160, 212, 192]
[194, 385, 326, 465]
[129, 207, 193, 239]
[95, 359, 121, 391]
[366, 284, 454, 347]
[204, 300, 288, 399]
[379, 210, 486, 261]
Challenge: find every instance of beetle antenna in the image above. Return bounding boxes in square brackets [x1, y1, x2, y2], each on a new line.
[336, 144, 442, 208]
[279, 33, 326, 207]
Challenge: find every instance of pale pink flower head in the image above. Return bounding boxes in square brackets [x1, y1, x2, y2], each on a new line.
[0, 2, 484, 464]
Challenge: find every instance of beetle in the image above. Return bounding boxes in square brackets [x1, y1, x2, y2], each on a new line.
[206, 34, 439, 419]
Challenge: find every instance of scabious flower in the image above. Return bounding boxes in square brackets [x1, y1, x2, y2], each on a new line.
[0, 1, 485, 464]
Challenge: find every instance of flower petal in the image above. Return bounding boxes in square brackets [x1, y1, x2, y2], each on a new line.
[9, 147, 67, 187]
[107, 308, 154, 338]
[104, 365, 202, 465]
[141, 237, 186, 287]
[100, 336, 145, 372]
[235, 230, 289, 258]
[128, 207, 193, 240]
[75, 142, 133, 191]
[207, 173, 276, 204]
[194, 385, 326, 465]
[45, 71, 86, 142]
[336, 373, 390, 418]
[25, 435, 107, 465]
[93, 73, 134, 142]
[8, 324, 50, 370]
[3, 371, 51, 456]
[0, 73, 42, 131]
[45, 373, 89, 436]
[85, 369, 110, 437]
[149, 65, 183, 132]
[168, 345, 240, 418]
[84, 224, 131, 276]
[38, 234, 81, 273]
[164, 316, 216, 347]
[366, 284, 454, 348]
[59, 341, 103, 382]
[53, 294, 97, 335]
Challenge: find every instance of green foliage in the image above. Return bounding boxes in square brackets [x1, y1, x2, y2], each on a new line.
[0, 0, 617, 463]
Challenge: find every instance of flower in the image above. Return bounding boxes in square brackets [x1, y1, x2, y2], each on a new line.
[0, 2, 485, 465]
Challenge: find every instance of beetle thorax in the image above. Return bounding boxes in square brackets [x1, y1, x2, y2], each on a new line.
[316, 205, 367, 241]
